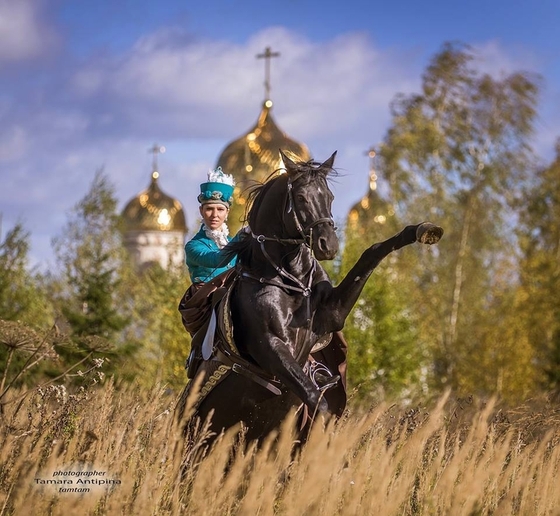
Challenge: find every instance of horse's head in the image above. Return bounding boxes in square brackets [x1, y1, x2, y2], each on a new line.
[280, 150, 339, 261]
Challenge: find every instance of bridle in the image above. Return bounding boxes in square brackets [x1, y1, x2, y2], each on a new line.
[285, 178, 336, 243]
[241, 173, 336, 300]
[251, 173, 336, 247]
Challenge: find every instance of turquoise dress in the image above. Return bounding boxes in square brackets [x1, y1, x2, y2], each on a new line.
[185, 226, 236, 283]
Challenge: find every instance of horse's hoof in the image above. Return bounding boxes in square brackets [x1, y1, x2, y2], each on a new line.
[416, 223, 444, 245]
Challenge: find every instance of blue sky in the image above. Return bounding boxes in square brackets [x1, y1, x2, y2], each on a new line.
[1, 0, 559, 270]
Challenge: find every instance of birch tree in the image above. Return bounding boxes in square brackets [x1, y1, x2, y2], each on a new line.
[378, 42, 539, 391]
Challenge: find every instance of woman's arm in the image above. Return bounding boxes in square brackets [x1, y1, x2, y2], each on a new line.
[185, 239, 234, 268]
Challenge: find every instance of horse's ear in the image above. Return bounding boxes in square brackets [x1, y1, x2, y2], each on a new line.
[321, 151, 337, 170]
[279, 149, 298, 174]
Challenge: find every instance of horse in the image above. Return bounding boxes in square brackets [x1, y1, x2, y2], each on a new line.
[178, 150, 443, 444]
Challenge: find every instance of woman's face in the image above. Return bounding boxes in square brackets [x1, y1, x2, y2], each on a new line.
[200, 203, 229, 230]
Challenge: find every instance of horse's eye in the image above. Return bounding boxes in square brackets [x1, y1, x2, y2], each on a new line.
[296, 194, 307, 203]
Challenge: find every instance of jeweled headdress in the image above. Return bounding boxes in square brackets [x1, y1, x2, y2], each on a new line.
[198, 167, 235, 206]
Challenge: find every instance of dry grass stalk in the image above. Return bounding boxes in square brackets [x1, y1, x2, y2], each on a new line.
[0, 384, 559, 515]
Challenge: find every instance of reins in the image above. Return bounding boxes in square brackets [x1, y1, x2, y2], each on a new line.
[241, 241, 316, 297]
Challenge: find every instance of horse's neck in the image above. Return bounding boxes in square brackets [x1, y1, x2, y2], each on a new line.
[289, 245, 316, 276]
[277, 244, 316, 280]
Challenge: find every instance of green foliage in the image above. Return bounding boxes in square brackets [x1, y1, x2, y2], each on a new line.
[0, 222, 60, 390]
[0, 222, 53, 327]
[0, 318, 106, 408]
[51, 170, 136, 382]
[516, 141, 560, 392]
[377, 42, 539, 395]
[122, 262, 191, 390]
[343, 266, 423, 403]
[52, 170, 130, 340]
[449, 284, 539, 402]
[339, 213, 425, 403]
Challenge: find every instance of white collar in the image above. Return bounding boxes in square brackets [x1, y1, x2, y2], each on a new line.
[202, 223, 230, 249]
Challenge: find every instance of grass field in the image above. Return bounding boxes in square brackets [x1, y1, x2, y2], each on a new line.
[1, 382, 559, 515]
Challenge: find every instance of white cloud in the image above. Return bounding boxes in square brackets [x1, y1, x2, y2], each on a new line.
[2, 22, 556, 269]
[66, 26, 420, 147]
[473, 40, 542, 78]
[0, 0, 58, 62]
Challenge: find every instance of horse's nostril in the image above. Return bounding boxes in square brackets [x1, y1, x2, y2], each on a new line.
[318, 237, 327, 251]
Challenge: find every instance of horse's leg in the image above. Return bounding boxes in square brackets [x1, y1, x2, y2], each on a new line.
[233, 283, 330, 415]
[247, 335, 329, 414]
[319, 222, 443, 332]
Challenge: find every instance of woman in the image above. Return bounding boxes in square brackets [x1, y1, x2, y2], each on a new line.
[185, 167, 237, 284]
[179, 168, 240, 377]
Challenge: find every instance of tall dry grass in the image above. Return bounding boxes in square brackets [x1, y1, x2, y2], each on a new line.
[1, 382, 559, 515]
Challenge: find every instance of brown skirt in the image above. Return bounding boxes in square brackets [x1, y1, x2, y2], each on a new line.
[178, 269, 237, 336]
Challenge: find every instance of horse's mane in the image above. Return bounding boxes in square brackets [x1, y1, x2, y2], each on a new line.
[224, 159, 337, 265]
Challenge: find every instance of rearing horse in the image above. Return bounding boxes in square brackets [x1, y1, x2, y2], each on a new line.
[180, 151, 442, 442]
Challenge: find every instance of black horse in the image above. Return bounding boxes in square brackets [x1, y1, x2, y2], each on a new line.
[179, 151, 442, 443]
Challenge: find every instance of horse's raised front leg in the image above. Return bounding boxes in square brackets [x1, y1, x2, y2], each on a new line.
[317, 222, 443, 333]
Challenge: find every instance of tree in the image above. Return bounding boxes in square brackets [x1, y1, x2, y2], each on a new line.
[0, 222, 53, 327]
[517, 141, 560, 393]
[51, 170, 135, 377]
[377, 42, 540, 395]
[53, 170, 130, 339]
[342, 266, 424, 403]
[0, 223, 104, 398]
[122, 262, 191, 390]
[0, 221, 55, 390]
[340, 197, 425, 403]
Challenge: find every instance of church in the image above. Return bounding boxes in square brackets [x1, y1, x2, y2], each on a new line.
[120, 47, 388, 269]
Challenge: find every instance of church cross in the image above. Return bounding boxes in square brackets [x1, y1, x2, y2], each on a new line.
[256, 46, 280, 100]
[148, 143, 166, 175]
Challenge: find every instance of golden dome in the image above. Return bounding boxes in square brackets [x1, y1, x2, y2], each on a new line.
[216, 100, 311, 229]
[122, 171, 187, 233]
[348, 189, 393, 231]
[216, 100, 311, 186]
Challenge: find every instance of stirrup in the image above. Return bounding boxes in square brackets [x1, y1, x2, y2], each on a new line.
[314, 371, 340, 391]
